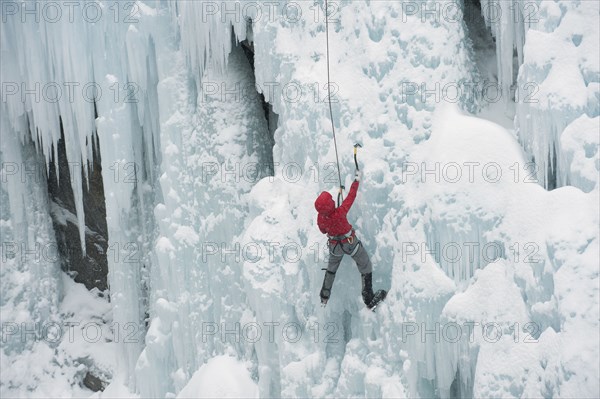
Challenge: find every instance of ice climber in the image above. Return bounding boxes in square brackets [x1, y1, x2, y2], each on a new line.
[314, 170, 385, 309]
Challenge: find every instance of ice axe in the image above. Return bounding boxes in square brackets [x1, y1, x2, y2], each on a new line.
[353, 143, 362, 171]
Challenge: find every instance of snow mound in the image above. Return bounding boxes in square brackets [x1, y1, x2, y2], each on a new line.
[177, 356, 258, 399]
[443, 260, 529, 330]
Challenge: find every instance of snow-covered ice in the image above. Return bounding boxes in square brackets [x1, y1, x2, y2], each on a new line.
[1, 0, 598, 398]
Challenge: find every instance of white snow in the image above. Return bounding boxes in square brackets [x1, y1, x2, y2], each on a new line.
[1, 1, 598, 398]
[177, 355, 258, 399]
[0, 274, 113, 398]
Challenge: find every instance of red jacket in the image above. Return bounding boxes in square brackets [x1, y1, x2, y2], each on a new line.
[314, 181, 359, 236]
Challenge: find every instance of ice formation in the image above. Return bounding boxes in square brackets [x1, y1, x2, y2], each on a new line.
[480, 0, 599, 190]
[1, 1, 598, 398]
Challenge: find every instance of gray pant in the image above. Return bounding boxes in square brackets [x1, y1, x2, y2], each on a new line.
[320, 239, 373, 299]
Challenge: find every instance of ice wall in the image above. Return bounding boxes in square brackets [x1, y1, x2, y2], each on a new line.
[0, 0, 495, 396]
[1, 0, 164, 388]
[244, 1, 479, 397]
[116, 1, 480, 396]
[1, 2, 93, 252]
[480, 0, 599, 190]
[414, 105, 599, 397]
[0, 122, 62, 351]
[135, 43, 274, 397]
[1, 0, 598, 398]
[168, 0, 250, 84]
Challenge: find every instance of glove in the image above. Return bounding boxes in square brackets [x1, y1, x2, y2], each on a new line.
[354, 170, 361, 182]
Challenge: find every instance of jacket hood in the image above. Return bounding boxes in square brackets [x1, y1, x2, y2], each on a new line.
[315, 191, 335, 215]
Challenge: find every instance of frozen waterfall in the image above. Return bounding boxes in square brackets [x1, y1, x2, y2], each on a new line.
[1, 1, 598, 398]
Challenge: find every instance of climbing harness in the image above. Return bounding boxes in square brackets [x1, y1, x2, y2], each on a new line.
[327, 229, 361, 256]
[324, 0, 344, 206]
[327, 229, 355, 245]
[348, 241, 361, 256]
[329, 239, 361, 257]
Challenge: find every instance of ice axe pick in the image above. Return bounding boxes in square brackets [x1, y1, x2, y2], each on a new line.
[353, 143, 362, 170]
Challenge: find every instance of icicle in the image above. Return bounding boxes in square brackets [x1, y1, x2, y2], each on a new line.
[168, 0, 248, 88]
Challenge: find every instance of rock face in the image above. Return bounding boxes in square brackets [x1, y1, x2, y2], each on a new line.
[47, 125, 108, 292]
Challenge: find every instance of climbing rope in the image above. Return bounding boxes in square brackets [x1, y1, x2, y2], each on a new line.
[324, 0, 344, 205]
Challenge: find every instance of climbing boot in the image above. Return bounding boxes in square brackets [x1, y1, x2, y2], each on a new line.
[361, 272, 374, 306]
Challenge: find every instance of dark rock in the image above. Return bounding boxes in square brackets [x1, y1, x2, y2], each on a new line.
[47, 119, 108, 292]
[83, 371, 107, 392]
